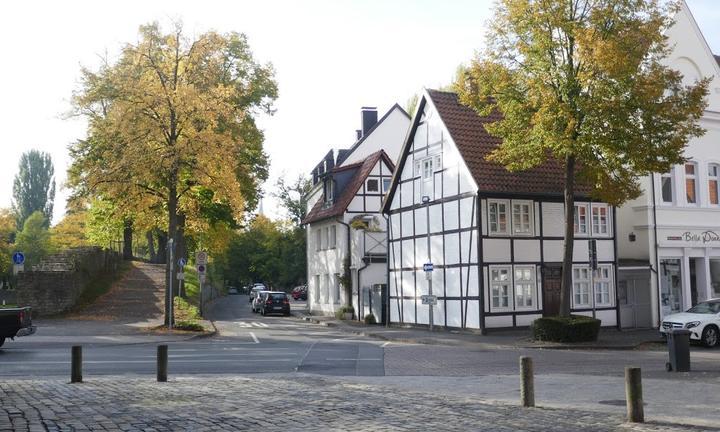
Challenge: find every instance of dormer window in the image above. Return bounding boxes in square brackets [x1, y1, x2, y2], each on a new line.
[366, 179, 379, 192]
[324, 178, 334, 206]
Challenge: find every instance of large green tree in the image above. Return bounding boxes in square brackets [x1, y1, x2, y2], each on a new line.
[274, 174, 312, 225]
[456, 0, 708, 317]
[12, 150, 55, 229]
[69, 22, 277, 325]
[15, 211, 54, 267]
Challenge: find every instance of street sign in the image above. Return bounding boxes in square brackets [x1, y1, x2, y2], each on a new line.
[196, 251, 208, 266]
[197, 264, 206, 274]
[178, 257, 187, 267]
[177, 272, 185, 281]
[588, 239, 598, 270]
[12, 264, 23, 275]
[421, 295, 437, 305]
[12, 252, 25, 265]
[199, 274, 206, 283]
[423, 263, 434, 272]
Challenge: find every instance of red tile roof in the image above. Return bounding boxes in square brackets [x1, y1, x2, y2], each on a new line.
[303, 150, 394, 224]
[427, 89, 592, 197]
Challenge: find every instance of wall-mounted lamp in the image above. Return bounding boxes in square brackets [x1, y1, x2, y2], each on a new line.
[421, 195, 431, 204]
[628, 232, 636, 242]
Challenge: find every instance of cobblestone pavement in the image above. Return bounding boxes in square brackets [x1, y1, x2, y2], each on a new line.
[0, 375, 713, 432]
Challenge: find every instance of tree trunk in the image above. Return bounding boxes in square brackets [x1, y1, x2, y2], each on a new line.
[122, 219, 133, 260]
[177, 212, 186, 298]
[146, 231, 157, 263]
[157, 232, 168, 264]
[165, 186, 178, 327]
[559, 155, 576, 317]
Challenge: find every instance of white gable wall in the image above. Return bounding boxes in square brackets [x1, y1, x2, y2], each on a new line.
[340, 107, 411, 167]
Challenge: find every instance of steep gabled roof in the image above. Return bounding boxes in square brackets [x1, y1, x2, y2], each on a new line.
[382, 89, 592, 214]
[335, 104, 410, 166]
[303, 150, 395, 224]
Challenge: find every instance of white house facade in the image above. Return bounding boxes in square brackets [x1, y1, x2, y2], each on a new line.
[616, 2, 720, 329]
[304, 105, 410, 320]
[383, 89, 618, 331]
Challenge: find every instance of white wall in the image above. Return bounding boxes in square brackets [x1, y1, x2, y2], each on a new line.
[340, 107, 411, 167]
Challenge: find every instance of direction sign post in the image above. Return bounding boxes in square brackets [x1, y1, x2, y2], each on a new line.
[12, 252, 25, 275]
[421, 295, 437, 305]
[589, 239, 597, 319]
[196, 258, 208, 316]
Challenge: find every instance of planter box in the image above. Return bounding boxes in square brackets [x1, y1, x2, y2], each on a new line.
[343, 312, 353, 320]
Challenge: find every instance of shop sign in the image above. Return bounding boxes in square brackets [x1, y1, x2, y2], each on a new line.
[666, 230, 720, 245]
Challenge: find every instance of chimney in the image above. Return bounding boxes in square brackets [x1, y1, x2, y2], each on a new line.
[360, 107, 378, 138]
[356, 130, 362, 141]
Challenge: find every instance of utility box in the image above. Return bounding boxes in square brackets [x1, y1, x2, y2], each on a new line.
[666, 328, 691, 372]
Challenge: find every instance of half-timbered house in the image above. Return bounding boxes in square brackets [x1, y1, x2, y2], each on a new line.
[382, 89, 619, 331]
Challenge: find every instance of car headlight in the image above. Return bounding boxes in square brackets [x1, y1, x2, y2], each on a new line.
[685, 321, 701, 329]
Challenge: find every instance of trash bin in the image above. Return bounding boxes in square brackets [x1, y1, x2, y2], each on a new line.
[666, 328, 691, 372]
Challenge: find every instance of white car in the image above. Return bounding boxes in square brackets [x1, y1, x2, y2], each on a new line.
[660, 299, 720, 347]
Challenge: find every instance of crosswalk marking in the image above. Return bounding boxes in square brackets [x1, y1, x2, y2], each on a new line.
[234, 321, 269, 328]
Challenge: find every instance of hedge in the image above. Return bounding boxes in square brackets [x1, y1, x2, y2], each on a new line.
[531, 315, 601, 343]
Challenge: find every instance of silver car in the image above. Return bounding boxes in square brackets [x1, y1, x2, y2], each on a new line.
[252, 291, 271, 313]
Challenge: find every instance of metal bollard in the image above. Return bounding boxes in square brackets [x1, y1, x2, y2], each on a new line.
[625, 367, 644, 423]
[520, 356, 535, 407]
[71, 345, 82, 383]
[157, 345, 168, 382]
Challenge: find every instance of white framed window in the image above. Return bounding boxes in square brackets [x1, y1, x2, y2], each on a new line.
[594, 265, 613, 307]
[366, 179, 379, 192]
[329, 225, 336, 249]
[488, 200, 509, 235]
[661, 170, 674, 204]
[708, 164, 719, 206]
[313, 275, 320, 304]
[685, 162, 698, 204]
[514, 266, 536, 309]
[382, 178, 391, 193]
[323, 274, 330, 304]
[415, 155, 441, 199]
[324, 179, 334, 205]
[591, 204, 609, 235]
[490, 266, 511, 310]
[574, 203, 588, 235]
[315, 229, 322, 252]
[333, 273, 341, 304]
[511, 201, 533, 235]
[572, 267, 591, 307]
[323, 227, 329, 250]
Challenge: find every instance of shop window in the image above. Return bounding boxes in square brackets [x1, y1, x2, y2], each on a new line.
[592, 204, 609, 235]
[660, 259, 683, 316]
[514, 266, 536, 309]
[366, 179, 379, 192]
[512, 201, 533, 235]
[573, 267, 591, 307]
[490, 266, 511, 310]
[661, 170, 674, 204]
[685, 162, 697, 204]
[488, 200, 509, 235]
[594, 266, 613, 306]
[709, 164, 719, 205]
[574, 204, 588, 235]
[710, 259, 720, 298]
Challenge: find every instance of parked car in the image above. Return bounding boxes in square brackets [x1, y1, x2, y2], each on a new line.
[227, 287, 239, 295]
[0, 306, 36, 347]
[252, 291, 271, 313]
[660, 299, 720, 347]
[259, 292, 291, 316]
[291, 285, 307, 301]
[249, 286, 266, 303]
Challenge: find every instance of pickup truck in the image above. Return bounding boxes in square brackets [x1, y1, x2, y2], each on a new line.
[0, 306, 36, 347]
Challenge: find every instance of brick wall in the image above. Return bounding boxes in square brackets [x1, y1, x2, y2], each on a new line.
[16, 247, 122, 316]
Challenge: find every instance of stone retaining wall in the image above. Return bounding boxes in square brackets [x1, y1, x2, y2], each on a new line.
[16, 247, 122, 316]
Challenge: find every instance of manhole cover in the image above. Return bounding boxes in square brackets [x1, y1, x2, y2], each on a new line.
[598, 400, 647, 406]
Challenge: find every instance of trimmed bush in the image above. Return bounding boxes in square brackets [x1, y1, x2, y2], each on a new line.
[335, 305, 354, 320]
[532, 315, 601, 343]
[364, 314, 377, 325]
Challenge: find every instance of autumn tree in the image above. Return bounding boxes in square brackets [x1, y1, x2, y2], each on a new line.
[274, 174, 312, 225]
[12, 150, 55, 229]
[0, 209, 16, 281]
[69, 22, 277, 325]
[15, 211, 54, 266]
[456, 0, 708, 317]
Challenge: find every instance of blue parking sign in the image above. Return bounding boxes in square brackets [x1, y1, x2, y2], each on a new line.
[12, 252, 25, 265]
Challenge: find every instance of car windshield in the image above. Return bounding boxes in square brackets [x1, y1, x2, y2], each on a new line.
[270, 294, 286, 300]
[687, 302, 720, 314]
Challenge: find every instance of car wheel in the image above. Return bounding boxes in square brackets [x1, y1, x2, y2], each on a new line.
[702, 325, 719, 348]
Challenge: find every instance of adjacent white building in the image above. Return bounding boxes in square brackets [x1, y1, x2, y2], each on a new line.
[303, 105, 410, 320]
[383, 89, 618, 331]
[616, 2, 720, 329]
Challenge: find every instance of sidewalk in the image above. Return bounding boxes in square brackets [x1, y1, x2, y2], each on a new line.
[297, 313, 662, 350]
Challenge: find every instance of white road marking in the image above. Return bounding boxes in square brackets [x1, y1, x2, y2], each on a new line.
[0, 359, 297, 365]
[252, 322, 268, 328]
[250, 332, 259, 344]
[381, 342, 392, 348]
[325, 358, 383, 361]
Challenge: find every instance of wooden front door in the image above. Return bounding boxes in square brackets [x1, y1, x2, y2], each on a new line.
[543, 265, 562, 317]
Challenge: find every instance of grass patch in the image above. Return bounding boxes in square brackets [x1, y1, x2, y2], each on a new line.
[0, 304, 18, 309]
[74, 261, 132, 310]
[173, 296, 205, 332]
[182, 265, 200, 307]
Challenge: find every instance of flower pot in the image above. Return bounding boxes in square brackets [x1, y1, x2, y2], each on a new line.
[343, 312, 353, 320]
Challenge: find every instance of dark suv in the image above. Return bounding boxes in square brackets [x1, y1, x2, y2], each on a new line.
[260, 292, 291, 316]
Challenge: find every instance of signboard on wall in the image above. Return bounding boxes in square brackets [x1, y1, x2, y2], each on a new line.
[663, 230, 720, 247]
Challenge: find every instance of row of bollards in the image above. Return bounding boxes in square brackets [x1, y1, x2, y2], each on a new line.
[70, 345, 169, 383]
[519, 356, 644, 423]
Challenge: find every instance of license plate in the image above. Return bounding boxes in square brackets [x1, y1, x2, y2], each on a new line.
[273, 306, 282, 310]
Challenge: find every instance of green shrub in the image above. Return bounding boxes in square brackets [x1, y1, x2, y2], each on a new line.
[532, 315, 601, 343]
[174, 321, 205, 332]
[335, 305, 355, 320]
[364, 314, 376, 325]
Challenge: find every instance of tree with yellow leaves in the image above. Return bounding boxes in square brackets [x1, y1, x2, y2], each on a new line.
[69, 22, 277, 325]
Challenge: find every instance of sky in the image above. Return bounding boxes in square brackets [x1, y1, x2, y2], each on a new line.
[1, 0, 719, 224]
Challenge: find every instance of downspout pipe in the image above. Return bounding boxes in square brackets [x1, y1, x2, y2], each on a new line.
[337, 219, 354, 311]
